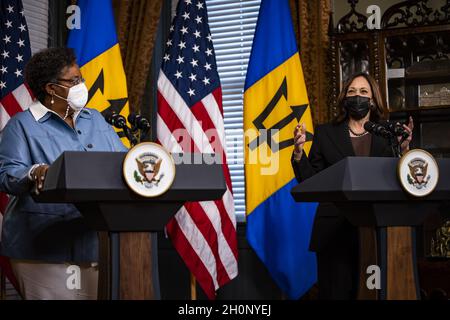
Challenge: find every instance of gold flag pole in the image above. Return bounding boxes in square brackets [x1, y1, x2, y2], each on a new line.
[190, 273, 197, 300]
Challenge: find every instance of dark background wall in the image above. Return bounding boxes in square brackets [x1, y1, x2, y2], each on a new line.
[157, 222, 285, 300]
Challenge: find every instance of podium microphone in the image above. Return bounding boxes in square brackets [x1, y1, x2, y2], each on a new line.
[104, 111, 138, 146]
[363, 121, 392, 139]
[128, 114, 151, 131]
[383, 121, 410, 141]
[364, 121, 409, 140]
[104, 111, 127, 129]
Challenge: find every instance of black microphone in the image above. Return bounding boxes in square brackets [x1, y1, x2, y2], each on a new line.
[364, 121, 392, 139]
[104, 110, 138, 145]
[104, 110, 114, 125]
[105, 111, 127, 129]
[128, 114, 151, 131]
[382, 121, 410, 140]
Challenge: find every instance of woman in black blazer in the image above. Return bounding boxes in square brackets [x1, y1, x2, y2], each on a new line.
[291, 72, 414, 299]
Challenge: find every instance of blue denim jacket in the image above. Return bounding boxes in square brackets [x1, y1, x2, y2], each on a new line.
[0, 100, 127, 262]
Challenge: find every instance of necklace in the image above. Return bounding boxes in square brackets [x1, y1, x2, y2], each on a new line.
[347, 125, 368, 137]
[63, 105, 71, 120]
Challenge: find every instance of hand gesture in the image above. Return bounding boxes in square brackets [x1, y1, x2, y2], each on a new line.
[399, 116, 414, 154]
[294, 123, 306, 158]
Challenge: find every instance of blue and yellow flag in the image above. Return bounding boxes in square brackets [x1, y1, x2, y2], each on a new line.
[67, 0, 129, 145]
[244, 0, 318, 299]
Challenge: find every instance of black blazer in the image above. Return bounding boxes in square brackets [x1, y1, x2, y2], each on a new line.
[291, 121, 394, 252]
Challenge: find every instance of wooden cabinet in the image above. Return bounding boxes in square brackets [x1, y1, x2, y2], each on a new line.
[330, 0, 450, 156]
[330, 0, 450, 293]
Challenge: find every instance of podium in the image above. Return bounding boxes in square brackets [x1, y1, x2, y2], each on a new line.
[291, 157, 450, 300]
[34, 151, 226, 300]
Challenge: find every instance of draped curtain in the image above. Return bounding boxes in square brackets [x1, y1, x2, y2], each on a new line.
[113, 0, 332, 122]
[111, 0, 164, 299]
[113, 0, 163, 113]
[290, 0, 332, 124]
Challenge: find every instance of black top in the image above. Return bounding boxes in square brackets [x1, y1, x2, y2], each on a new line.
[291, 121, 394, 251]
[292, 122, 393, 183]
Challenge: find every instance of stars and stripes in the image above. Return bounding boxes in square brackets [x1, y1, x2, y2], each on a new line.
[0, 0, 33, 131]
[0, 0, 31, 294]
[157, 0, 238, 299]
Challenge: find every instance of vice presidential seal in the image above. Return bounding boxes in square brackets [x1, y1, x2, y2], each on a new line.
[123, 142, 175, 197]
[398, 149, 439, 197]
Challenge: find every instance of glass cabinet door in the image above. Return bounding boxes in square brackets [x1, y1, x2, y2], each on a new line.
[385, 31, 450, 111]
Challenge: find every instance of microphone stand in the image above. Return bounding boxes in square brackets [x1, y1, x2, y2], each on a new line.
[388, 134, 403, 158]
[132, 124, 150, 142]
[139, 127, 151, 142]
[128, 114, 151, 144]
[122, 125, 138, 147]
[365, 121, 408, 158]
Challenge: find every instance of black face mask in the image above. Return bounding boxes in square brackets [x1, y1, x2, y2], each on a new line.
[343, 96, 371, 120]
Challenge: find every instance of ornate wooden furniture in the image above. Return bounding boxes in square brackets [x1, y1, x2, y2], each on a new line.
[329, 0, 450, 298]
[330, 0, 450, 137]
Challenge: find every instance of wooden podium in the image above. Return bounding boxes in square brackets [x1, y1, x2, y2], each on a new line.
[35, 151, 226, 300]
[291, 157, 450, 300]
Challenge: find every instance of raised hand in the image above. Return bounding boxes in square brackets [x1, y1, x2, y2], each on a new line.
[294, 122, 306, 158]
[399, 116, 414, 154]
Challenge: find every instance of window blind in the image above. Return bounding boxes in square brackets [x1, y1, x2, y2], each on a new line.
[206, 0, 261, 221]
[22, 0, 48, 54]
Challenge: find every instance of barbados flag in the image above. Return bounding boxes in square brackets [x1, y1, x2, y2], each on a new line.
[244, 0, 318, 299]
[67, 0, 129, 145]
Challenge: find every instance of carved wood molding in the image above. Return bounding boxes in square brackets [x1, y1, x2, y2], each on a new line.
[336, 0, 368, 33]
[334, 0, 450, 35]
[382, 0, 450, 29]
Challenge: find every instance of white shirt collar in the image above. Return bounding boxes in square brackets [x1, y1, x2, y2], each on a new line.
[28, 100, 85, 122]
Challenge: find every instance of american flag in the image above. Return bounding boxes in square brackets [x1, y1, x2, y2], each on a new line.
[0, 0, 32, 293]
[0, 0, 33, 131]
[156, 0, 238, 299]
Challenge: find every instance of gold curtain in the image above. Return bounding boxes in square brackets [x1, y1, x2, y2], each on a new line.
[290, 0, 332, 125]
[113, 0, 163, 113]
[110, 1, 164, 298]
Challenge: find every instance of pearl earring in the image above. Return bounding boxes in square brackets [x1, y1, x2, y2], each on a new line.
[51, 93, 54, 105]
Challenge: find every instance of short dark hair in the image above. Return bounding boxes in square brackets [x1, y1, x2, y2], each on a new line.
[25, 47, 77, 103]
[333, 72, 388, 124]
